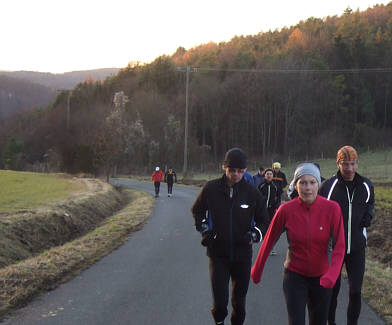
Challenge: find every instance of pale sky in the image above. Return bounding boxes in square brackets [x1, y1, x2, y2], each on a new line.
[1, 0, 390, 73]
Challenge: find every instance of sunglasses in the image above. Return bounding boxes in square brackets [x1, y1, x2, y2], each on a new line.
[227, 168, 246, 174]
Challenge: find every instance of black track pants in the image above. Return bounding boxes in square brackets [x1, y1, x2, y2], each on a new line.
[167, 182, 173, 194]
[209, 257, 251, 325]
[154, 182, 160, 195]
[328, 248, 365, 325]
[283, 269, 332, 325]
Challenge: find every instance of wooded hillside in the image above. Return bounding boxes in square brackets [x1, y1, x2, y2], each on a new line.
[0, 68, 120, 90]
[0, 75, 56, 118]
[1, 4, 392, 175]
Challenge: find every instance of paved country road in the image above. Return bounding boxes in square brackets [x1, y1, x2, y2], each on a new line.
[2, 180, 385, 325]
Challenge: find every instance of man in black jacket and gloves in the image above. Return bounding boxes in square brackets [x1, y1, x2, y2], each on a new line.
[319, 145, 374, 325]
[192, 148, 268, 325]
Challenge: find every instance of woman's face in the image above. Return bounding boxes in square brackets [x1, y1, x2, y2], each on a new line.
[295, 174, 318, 204]
[264, 171, 273, 182]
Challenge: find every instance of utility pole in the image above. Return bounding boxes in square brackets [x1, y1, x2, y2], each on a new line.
[184, 66, 190, 176]
[57, 89, 72, 130]
[177, 66, 197, 177]
[66, 90, 72, 130]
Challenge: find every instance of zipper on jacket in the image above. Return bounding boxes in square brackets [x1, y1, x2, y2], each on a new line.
[346, 186, 355, 254]
[306, 206, 312, 276]
[266, 184, 270, 208]
[229, 187, 234, 262]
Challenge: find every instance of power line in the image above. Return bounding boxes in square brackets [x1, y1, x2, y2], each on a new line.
[181, 66, 392, 74]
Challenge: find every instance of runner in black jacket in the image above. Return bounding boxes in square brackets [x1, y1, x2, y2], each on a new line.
[164, 167, 177, 197]
[192, 148, 268, 325]
[319, 146, 374, 325]
[257, 168, 279, 255]
[257, 168, 279, 226]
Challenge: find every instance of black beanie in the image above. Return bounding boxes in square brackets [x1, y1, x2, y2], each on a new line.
[223, 148, 247, 169]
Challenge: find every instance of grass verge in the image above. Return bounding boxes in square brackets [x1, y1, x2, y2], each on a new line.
[0, 171, 86, 213]
[0, 189, 154, 319]
[362, 258, 392, 325]
[0, 178, 124, 268]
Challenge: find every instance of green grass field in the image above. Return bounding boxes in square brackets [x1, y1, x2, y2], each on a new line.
[0, 170, 85, 213]
[188, 149, 392, 184]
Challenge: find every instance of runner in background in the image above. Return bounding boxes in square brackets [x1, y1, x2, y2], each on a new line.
[253, 166, 265, 188]
[272, 162, 288, 206]
[257, 168, 279, 255]
[164, 167, 177, 197]
[243, 170, 255, 185]
[151, 166, 164, 197]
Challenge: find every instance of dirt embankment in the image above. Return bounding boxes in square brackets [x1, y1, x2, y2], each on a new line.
[0, 178, 127, 268]
[367, 206, 392, 267]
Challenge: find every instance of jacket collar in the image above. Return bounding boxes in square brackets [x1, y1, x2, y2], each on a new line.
[219, 174, 245, 193]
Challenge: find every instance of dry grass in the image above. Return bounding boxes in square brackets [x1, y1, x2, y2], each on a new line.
[0, 178, 124, 268]
[0, 189, 153, 318]
[362, 258, 392, 325]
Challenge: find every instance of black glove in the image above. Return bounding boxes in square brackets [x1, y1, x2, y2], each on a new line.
[201, 230, 215, 247]
[200, 222, 209, 233]
[243, 228, 262, 245]
[195, 217, 208, 232]
[360, 214, 371, 228]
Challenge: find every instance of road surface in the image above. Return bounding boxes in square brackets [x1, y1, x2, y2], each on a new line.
[2, 180, 385, 324]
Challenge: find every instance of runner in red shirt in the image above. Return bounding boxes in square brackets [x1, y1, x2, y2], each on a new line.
[152, 166, 164, 197]
[251, 162, 345, 325]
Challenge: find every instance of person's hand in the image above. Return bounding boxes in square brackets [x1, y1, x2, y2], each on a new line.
[196, 218, 209, 232]
[243, 229, 262, 245]
[195, 218, 208, 232]
[251, 266, 261, 284]
[243, 232, 253, 245]
[320, 275, 334, 288]
[201, 231, 215, 247]
[360, 214, 371, 227]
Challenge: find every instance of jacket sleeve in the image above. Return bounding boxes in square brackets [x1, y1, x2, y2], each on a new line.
[251, 206, 285, 284]
[320, 203, 345, 288]
[191, 185, 208, 231]
[361, 179, 374, 228]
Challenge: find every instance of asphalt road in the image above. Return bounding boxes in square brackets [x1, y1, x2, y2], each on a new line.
[2, 180, 385, 324]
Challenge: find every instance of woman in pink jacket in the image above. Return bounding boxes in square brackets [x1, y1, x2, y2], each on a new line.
[251, 162, 345, 325]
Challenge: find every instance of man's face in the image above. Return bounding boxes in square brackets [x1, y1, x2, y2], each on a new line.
[224, 166, 246, 186]
[338, 160, 358, 181]
[264, 171, 273, 182]
[273, 167, 280, 173]
[259, 169, 264, 176]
